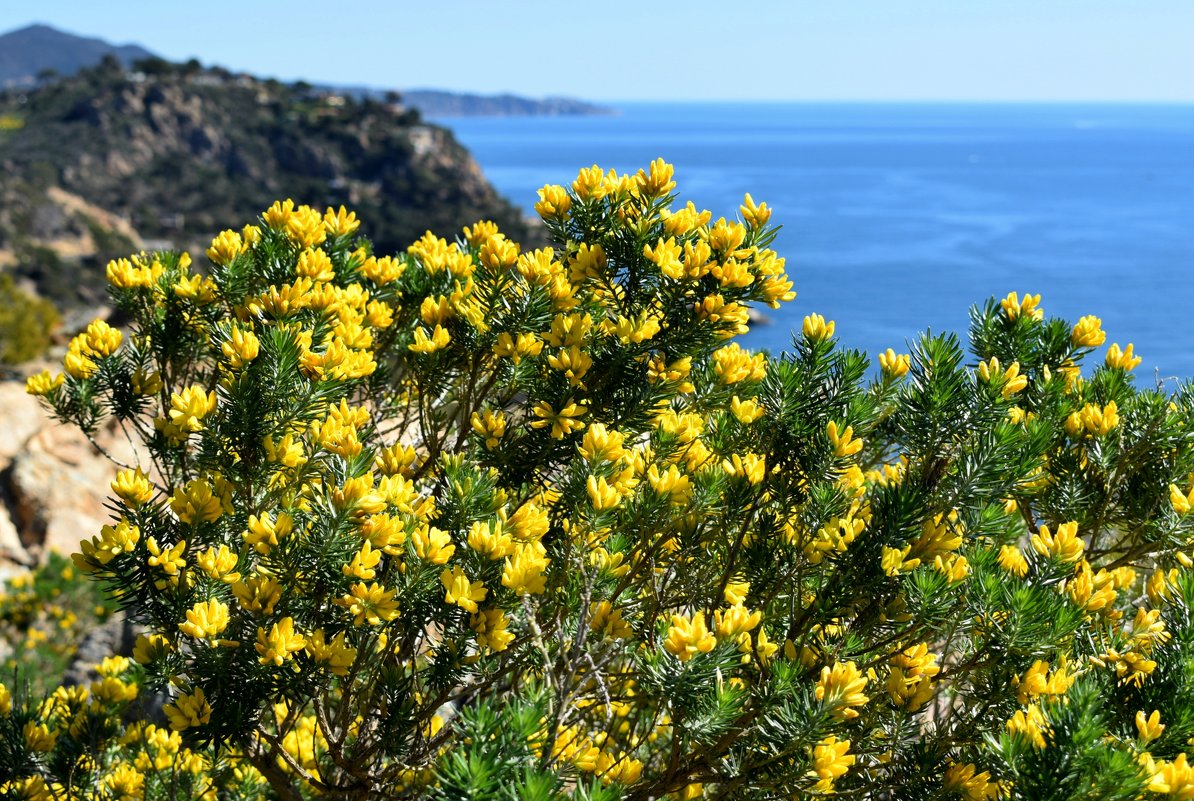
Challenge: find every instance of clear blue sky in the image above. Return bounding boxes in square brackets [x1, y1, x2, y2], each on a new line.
[4, 0, 1193, 102]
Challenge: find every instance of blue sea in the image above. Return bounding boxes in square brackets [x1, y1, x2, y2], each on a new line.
[435, 103, 1194, 379]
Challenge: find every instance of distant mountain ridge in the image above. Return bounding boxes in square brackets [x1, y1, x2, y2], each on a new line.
[0, 24, 153, 87]
[0, 24, 611, 116]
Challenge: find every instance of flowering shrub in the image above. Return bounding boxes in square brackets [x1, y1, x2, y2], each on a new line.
[7, 160, 1194, 799]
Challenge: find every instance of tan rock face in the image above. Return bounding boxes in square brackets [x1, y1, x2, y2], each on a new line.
[0, 377, 145, 569]
[0, 382, 47, 470]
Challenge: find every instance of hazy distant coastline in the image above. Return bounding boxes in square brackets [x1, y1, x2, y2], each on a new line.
[402, 89, 614, 118]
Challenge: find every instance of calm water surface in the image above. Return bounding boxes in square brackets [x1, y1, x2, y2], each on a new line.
[436, 103, 1194, 379]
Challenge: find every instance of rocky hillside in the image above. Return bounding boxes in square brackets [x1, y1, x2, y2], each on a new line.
[0, 56, 532, 311]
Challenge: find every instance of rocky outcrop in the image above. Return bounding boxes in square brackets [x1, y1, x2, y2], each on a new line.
[0, 56, 534, 311]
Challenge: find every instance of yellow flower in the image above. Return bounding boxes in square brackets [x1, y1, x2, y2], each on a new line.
[306, 629, 357, 675]
[479, 233, 519, 271]
[997, 544, 1029, 577]
[730, 395, 765, 424]
[635, 157, 676, 198]
[713, 604, 762, 639]
[164, 686, 212, 731]
[1071, 314, 1106, 347]
[826, 420, 863, 458]
[544, 311, 592, 348]
[342, 541, 383, 580]
[179, 598, 230, 640]
[466, 521, 511, 562]
[337, 582, 400, 626]
[1148, 753, 1194, 797]
[111, 467, 154, 506]
[712, 343, 766, 384]
[146, 537, 186, 584]
[244, 512, 294, 555]
[107, 256, 157, 288]
[471, 608, 516, 652]
[493, 332, 544, 363]
[595, 751, 644, 786]
[887, 643, 940, 709]
[586, 475, 622, 511]
[409, 325, 451, 354]
[25, 370, 64, 396]
[506, 502, 550, 542]
[879, 348, 911, 378]
[1031, 521, 1084, 563]
[502, 543, 549, 595]
[644, 236, 685, 280]
[572, 164, 611, 201]
[663, 611, 716, 661]
[708, 217, 747, 256]
[132, 368, 163, 396]
[173, 273, 217, 303]
[1170, 484, 1194, 515]
[647, 464, 692, 504]
[943, 762, 998, 801]
[168, 385, 217, 433]
[1013, 660, 1075, 705]
[76, 518, 141, 569]
[809, 736, 854, 792]
[590, 601, 634, 640]
[568, 243, 606, 283]
[261, 433, 306, 470]
[102, 763, 145, 801]
[228, 574, 281, 617]
[722, 452, 766, 485]
[802, 313, 835, 342]
[0, 682, 11, 715]
[221, 325, 260, 368]
[256, 617, 306, 666]
[547, 346, 592, 387]
[133, 633, 172, 665]
[1006, 703, 1050, 749]
[441, 565, 487, 613]
[739, 192, 772, 228]
[1000, 291, 1043, 321]
[977, 357, 1028, 399]
[196, 544, 240, 583]
[64, 347, 97, 379]
[412, 525, 456, 564]
[24, 720, 57, 751]
[1136, 710, 1165, 743]
[530, 400, 588, 439]
[82, 319, 123, 357]
[935, 552, 971, 583]
[280, 203, 326, 248]
[534, 184, 572, 219]
[323, 205, 360, 237]
[170, 478, 230, 524]
[1064, 401, 1119, 438]
[816, 661, 870, 721]
[206, 229, 245, 266]
[1105, 342, 1142, 371]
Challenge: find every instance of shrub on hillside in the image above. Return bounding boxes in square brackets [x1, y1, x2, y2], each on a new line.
[0, 273, 57, 365]
[6, 161, 1194, 799]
